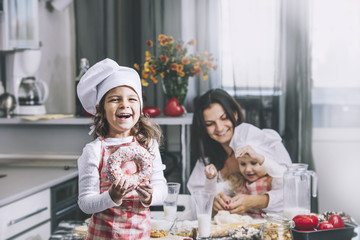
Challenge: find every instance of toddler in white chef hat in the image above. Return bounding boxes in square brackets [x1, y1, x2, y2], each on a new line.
[76, 58, 167, 239]
[205, 124, 287, 218]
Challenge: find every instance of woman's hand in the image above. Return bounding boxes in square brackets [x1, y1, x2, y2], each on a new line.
[227, 194, 269, 215]
[136, 182, 153, 205]
[109, 176, 136, 204]
[235, 145, 265, 165]
[213, 192, 232, 212]
[205, 164, 218, 179]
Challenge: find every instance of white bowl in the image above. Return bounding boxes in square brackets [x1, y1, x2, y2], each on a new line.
[151, 217, 175, 231]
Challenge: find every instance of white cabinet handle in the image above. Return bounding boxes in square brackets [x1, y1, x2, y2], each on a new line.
[8, 207, 48, 226]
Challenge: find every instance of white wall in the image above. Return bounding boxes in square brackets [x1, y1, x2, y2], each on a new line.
[312, 128, 360, 223]
[38, 1, 75, 114]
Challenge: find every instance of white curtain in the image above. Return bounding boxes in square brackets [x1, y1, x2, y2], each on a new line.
[311, 0, 360, 128]
[219, 0, 280, 93]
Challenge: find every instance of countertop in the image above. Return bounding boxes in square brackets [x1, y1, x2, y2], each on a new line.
[0, 114, 193, 125]
[0, 165, 78, 207]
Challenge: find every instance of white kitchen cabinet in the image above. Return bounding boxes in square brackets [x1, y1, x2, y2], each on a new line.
[0, 189, 51, 240]
[11, 221, 50, 240]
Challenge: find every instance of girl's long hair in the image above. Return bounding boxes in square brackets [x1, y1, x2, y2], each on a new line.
[92, 96, 162, 151]
[191, 88, 245, 170]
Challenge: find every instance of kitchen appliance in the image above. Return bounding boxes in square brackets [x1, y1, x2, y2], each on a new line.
[18, 76, 48, 115]
[0, 92, 16, 118]
[283, 163, 318, 219]
[50, 177, 90, 232]
[4, 48, 47, 115]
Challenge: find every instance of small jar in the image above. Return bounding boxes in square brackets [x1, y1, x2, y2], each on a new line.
[262, 214, 294, 240]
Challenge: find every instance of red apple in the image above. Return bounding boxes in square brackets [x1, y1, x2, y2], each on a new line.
[293, 214, 319, 230]
[318, 221, 334, 230]
[143, 106, 161, 117]
[328, 214, 345, 229]
[164, 98, 184, 116]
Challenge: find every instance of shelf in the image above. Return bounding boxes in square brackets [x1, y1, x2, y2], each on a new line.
[0, 113, 193, 125]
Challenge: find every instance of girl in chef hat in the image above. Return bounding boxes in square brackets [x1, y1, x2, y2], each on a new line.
[76, 58, 167, 239]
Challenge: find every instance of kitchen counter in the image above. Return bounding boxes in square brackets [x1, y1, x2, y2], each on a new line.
[0, 165, 78, 207]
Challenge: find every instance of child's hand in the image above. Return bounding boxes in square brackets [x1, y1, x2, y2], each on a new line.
[136, 182, 153, 205]
[109, 176, 136, 204]
[205, 164, 217, 179]
[235, 145, 265, 165]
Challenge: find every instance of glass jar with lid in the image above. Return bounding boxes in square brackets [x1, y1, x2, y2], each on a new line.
[262, 213, 294, 240]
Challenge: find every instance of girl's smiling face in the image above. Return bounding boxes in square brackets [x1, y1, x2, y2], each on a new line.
[103, 86, 141, 138]
[237, 156, 267, 182]
[203, 103, 235, 147]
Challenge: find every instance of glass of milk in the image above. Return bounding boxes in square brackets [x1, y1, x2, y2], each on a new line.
[163, 182, 181, 220]
[193, 190, 215, 239]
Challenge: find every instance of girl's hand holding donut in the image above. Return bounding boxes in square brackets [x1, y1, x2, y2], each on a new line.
[109, 176, 136, 204]
[235, 145, 265, 165]
[205, 164, 217, 179]
[136, 182, 153, 205]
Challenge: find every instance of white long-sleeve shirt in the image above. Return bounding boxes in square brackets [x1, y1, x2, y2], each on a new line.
[78, 136, 167, 214]
[187, 123, 292, 216]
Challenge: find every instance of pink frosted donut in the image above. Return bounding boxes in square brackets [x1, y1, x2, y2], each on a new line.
[107, 145, 153, 186]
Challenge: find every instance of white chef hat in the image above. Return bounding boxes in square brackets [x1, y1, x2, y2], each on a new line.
[229, 123, 282, 161]
[77, 58, 143, 115]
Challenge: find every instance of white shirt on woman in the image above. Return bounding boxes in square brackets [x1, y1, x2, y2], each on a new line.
[187, 123, 291, 216]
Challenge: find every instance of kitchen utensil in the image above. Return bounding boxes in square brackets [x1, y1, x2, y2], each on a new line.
[193, 190, 215, 238]
[0, 92, 16, 118]
[283, 163, 318, 219]
[163, 182, 181, 219]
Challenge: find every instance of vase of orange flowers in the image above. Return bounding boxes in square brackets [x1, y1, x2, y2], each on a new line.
[134, 34, 216, 106]
[162, 76, 189, 106]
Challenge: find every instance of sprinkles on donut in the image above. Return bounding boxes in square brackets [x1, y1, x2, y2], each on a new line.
[107, 145, 153, 186]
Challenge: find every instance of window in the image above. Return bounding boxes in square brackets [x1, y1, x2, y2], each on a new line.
[311, 0, 360, 127]
[219, 0, 280, 95]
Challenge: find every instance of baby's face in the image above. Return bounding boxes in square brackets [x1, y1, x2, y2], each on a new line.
[104, 86, 141, 138]
[237, 156, 267, 182]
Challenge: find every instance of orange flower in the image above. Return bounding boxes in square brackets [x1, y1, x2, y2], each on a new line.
[188, 38, 196, 46]
[144, 61, 150, 72]
[142, 69, 149, 79]
[158, 34, 167, 42]
[134, 34, 216, 88]
[181, 57, 190, 65]
[133, 63, 140, 71]
[177, 64, 184, 72]
[191, 66, 202, 75]
[170, 63, 178, 71]
[160, 39, 168, 47]
[160, 55, 168, 63]
[146, 40, 153, 47]
[150, 67, 156, 75]
[168, 36, 175, 44]
[176, 44, 183, 50]
[145, 51, 151, 61]
[141, 79, 149, 87]
[150, 75, 158, 84]
[178, 71, 185, 77]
